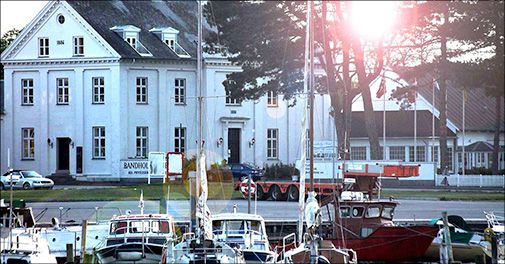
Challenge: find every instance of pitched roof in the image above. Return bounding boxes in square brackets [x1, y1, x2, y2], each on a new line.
[414, 75, 504, 132]
[67, 0, 206, 60]
[350, 110, 457, 138]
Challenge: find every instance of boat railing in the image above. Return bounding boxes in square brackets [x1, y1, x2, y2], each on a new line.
[484, 211, 504, 228]
[182, 232, 195, 241]
[281, 232, 297, 257]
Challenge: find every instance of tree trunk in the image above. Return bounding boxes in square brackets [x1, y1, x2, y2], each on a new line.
[353, 39, 381, 160]
[439, 8, 449, 173]
[491, 96, 502, 174]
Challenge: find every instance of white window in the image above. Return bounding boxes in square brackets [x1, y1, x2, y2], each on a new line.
[174, 78, 186, 105]
[93, 126, 106, 159]
[476, 152, 485, 167]
[409, 146, 426, 162]
[126, 37, 137, 48]
[174, 127, 186, 153]
[136, 77, 148, 104]
[92, 77, 105, 104]
[225, 89, 240, 105]
[21, 79, 34, 105]
[73, 36, 84, 56]
[351, 146, 367, 160]
[267, 129, 278, 159]
[22, 128, 35, 159]
[432, 146, 439, 165]
[267, 91, 278, 107]
[56, 78, 69, 105]
[165, 38, 175, 49]
[389, 146, 405, 161]
[136, 127, 148, 158]
[38, 37, 49, 57]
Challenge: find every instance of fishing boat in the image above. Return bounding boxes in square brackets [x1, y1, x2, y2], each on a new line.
[212, 210, 277, 263]
[1, 229, 57, 264]
[94, 212, 176, 264]
[424, 215, 491, 262]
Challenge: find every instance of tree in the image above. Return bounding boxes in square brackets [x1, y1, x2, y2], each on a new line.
[205, 2, 412, 160]
[1, 28, 21, 79]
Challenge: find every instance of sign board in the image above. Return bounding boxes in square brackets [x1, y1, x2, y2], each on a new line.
[120, 160, 149, 178]
[302, 161, 339, 179]
[313, 141, 338, 159]
[148, 152, 166, 184]
[167, 153, 183, 175]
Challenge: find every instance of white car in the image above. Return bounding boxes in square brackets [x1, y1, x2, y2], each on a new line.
[1, 170, 54, 190]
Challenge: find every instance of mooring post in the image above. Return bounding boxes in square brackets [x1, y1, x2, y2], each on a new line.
[81, 220, 88, 264]
[66, 243, 74, 263]
[440, 211, 454, 264]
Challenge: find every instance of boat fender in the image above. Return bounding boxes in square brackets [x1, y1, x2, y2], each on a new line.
[317, 255, 331, 264]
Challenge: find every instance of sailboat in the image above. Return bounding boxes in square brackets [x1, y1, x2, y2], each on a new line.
[162, 2, 244, 263]
[280, 2, 357, 263]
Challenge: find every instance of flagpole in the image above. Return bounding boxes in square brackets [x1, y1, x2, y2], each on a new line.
[414, 93, 417, 162]
[432, 80, 435, 164]
[462, 90, 466, 176]
[383, 75, 386, 161]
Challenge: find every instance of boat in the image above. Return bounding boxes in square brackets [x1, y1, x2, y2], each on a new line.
[485, 211, 505, 264]
[212, 209, 277, 263]
[424, 215, 491, 263]
[93, 212, 176, 264]
[1, 229, 57, 264]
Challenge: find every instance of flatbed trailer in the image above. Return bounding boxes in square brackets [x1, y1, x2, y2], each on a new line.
[235, 161, 420, 201]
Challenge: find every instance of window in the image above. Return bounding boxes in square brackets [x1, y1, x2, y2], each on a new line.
[93, 127, 106, 159]
[351, 146, 367, 160]
[389, 146, 405, 161]
[447, 147, 453, 171]
[38, 37, 49, 56]
[21, 79, 34, 105]
[92, 77, 105, 104]
[225, 89, 240, 105]
[267, 129, 278, 159]
[365, 206, 381, 218]
[73, 36, 84, 56]
[126, 37, 137, 48]
[352, 207, 365, 218]
[432, 146, 439, 165]
[267, 91, 278, 107]
[339, 207, 351, 218]
[22, 128, 35, 159]
[476, 152, 485, 167]
[174, 127, 186, 153]
[409, 146, 426, 162]
[136, 77, 148, 104]
[174, 78, 186, 104]
[136, 127, 148, 158]
[56, 78, 69, 104]
[165, 39, 175, 49]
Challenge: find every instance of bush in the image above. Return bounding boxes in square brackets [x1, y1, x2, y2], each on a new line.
[264, 163, 299, 180]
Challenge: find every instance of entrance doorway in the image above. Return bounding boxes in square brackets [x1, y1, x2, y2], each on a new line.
[56, 137, 71, 172]
[227, 128, 241, 164]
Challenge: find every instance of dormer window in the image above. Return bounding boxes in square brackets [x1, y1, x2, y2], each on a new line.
[150, 27, 190, 58]
[110, 25, 151, 57]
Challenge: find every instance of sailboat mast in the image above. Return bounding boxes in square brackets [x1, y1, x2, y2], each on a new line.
[309, 0, 315, 192]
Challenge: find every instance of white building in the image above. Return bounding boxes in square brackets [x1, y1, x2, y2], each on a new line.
[1, 1, 503, 182]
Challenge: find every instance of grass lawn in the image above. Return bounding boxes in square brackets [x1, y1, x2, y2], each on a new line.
[0, 182, 241, 203]
[1, 184, 503, 202]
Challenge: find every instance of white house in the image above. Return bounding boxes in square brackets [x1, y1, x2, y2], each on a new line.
[1, 1, 503, 182]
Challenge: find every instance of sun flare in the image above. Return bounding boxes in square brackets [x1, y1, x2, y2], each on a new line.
[349, 1, 399, 39]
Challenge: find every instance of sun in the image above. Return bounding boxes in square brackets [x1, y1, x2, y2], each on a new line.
[349, 1, 399, 39]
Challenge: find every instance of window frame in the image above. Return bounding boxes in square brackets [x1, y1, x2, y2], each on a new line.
[267, 90, 278, 107]
[174, 78, 186, 105]
[409, 146, 426, 162]
[21, 79, 34, 106]
[126, 37, 137, 49]
[56, 78, 69, 105]
[38, 37, 49, 57]
[136, 126, 149, 158]
[92, 126, 106, 159]
[92, 77, 105, 104]
[174, 127, 186, 153]
[350, 146, 367, 160]
[21, 128, 35, 160]
[389, 146, 405, 161]
[73, 36, 84, 56]
[266, 128, 279, 159]
[136, 77, 148, 104]
[225, 89, 240, 106]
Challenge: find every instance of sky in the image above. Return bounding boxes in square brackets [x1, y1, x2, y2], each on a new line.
[1, 1, 47, 36]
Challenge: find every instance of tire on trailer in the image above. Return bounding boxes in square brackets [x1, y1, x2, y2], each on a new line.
[287, 185, 299, 201]
[269, 185, 285, 201]
[256, 185, 266, 200]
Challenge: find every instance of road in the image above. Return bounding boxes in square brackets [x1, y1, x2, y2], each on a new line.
[28, 199, 504, 224]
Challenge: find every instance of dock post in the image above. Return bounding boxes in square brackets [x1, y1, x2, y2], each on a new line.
[81, 220, 88, 264]
[440, 211, 454, 264]
[66, 243, 74, 264]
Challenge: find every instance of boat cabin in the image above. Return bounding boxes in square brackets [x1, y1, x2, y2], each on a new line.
[106, 214, 175, 246]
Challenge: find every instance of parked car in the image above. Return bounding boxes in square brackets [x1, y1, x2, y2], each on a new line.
[0, 171, 21, 190]
[225, 163, 265, 182]
[1, 170, 54, 190]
